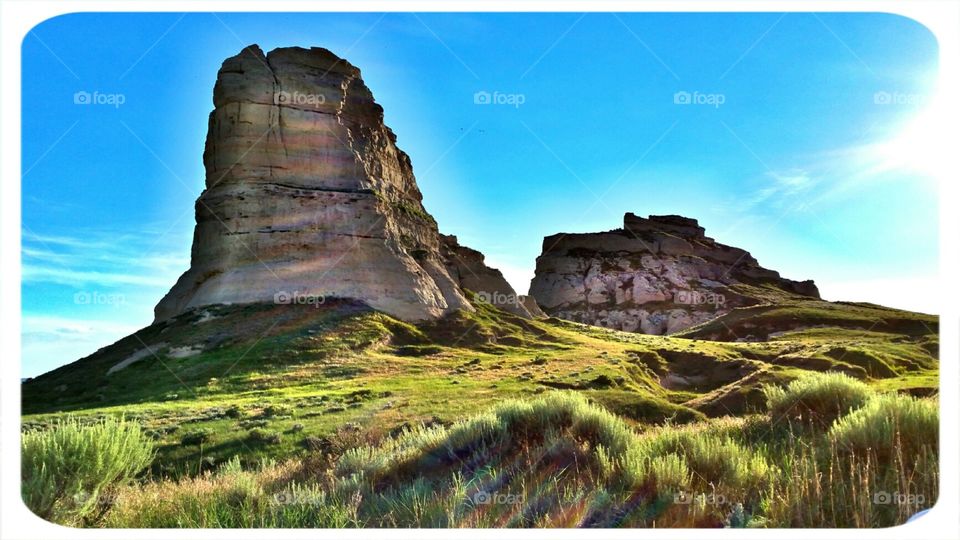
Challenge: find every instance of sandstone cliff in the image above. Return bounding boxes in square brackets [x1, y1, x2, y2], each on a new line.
[155, 45, 522, 322]
[529, 213, 819, 334]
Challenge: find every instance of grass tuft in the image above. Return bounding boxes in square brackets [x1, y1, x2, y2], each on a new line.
[764, 373, 870, 428]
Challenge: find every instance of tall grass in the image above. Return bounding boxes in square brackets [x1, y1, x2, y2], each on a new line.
[55, 379, 939, 528]
[21, 417, 154, 525]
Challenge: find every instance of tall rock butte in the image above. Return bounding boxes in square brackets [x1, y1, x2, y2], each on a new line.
[156, 45, 527, 322]
[529, 213, 819, 335]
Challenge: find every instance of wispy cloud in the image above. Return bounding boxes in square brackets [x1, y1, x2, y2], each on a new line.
[22, 264, 175, 288]
[22, 229, 188, 289]
[746, 169, 818, 209]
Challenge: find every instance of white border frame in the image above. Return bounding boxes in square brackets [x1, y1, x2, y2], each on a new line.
[2, 2, 957, 539]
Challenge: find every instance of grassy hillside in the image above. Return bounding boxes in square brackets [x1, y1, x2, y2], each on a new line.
[21, 297, 938, 527]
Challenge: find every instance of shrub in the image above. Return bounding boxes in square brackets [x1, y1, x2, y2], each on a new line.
[225, 405, 244, 419]
[764, 373, 871, 427]
[262, 404, 292, 418]
[180, 429, 213, 446]
[830, 393, 938, 460]
[247, 428, 282, 445]
[303, 436, 330, 452]
[21, 417, 154, 525]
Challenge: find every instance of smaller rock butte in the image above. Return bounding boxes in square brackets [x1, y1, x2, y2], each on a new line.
[529, 213, 819, 335]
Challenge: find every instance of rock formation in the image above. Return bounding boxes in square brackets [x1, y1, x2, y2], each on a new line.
[440, 235, 543, 318]
[155, 45, 524, 322]
[529, 213, 819, 334]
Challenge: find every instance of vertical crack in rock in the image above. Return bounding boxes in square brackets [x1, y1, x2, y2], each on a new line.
[263, 52, 288, 161]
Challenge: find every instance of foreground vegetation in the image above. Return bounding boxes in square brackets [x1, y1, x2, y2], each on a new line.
[24, 375, 936, 527]
[21, 298, 938, 527]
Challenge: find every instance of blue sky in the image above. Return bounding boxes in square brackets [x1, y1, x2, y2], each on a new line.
[22, 12, 940, 377]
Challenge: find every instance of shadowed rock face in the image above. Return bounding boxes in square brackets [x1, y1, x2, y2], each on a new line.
[156, 45, 497, 322]
[529, 213, 819, 335]
[440, 235, 544, 318]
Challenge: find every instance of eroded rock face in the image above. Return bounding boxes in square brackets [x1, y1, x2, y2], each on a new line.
[440, 235, 543, 318]
[529, 213, 819, 334]
[156, 45, 490, 322]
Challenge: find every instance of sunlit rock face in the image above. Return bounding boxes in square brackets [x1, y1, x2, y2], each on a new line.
[155, 45, 476, 322]
[529, 213, 819, 335]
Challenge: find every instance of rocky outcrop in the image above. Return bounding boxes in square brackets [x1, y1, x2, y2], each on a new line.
[440, 235, 543, 318]
[156, 45, 522, 322]
[529, 213, 819, 334]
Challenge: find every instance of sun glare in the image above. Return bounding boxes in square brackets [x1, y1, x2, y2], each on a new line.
[874, 92, 952, 181]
